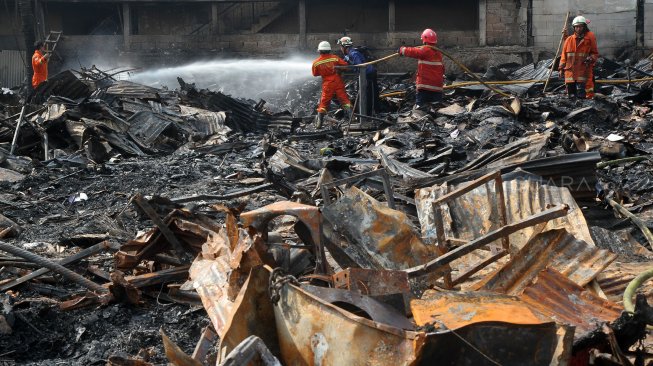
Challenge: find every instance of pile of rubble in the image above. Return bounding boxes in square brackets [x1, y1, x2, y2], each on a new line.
[1, 56, 653, 365]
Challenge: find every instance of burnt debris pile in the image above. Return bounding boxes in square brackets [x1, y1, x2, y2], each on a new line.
[2, 58, 653, 365]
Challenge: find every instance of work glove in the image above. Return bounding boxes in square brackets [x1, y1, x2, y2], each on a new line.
[584, 56, 593, 65]
[343, 55, 350, 63]
[397, 47, 404, 56]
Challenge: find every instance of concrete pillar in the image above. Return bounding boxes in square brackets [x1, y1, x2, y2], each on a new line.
[122, 3, 131, 49]
[211, 3, 218, 34]
[299, 0, 306, 49]
[479, 0, 487, 46]
[388, 0, 395, 32]
[637, 0, 645, 47]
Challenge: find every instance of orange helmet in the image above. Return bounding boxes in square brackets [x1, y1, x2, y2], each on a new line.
[421, 29, 437, 44]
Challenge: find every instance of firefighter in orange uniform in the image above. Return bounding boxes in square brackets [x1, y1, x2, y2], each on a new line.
[32, 40, 50, 89]
[312, 41, 352, 128]
[397, 29, 445, 109]
[559, 16, 598, 99]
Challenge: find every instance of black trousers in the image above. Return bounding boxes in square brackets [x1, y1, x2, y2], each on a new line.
[416, 89, 443, 108]
[566, 82, 586, 99]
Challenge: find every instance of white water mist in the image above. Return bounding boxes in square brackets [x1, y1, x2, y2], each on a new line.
[130, 56, 315, 98]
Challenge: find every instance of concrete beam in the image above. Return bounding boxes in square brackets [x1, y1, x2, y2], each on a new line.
[479, 0, 487, 46]
[211, 3, 218, 34]
[388, 0, 395, 32]
[299, 0, 306, 49]
[122, 3, 130, 49]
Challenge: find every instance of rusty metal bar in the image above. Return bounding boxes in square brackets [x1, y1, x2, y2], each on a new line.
[406, 204, 569, 278]
[451, 250, 509, 286]
[321, 169, 395, 208]
[429, 170, 501, 207]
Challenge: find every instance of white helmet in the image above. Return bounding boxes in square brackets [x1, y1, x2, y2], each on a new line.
[317, 41, 331, 51]
[572, 16, 587, 26]
[337, 36, 353, 47]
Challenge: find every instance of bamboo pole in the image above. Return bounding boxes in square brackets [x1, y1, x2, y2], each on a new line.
[543, 11, 570, 92]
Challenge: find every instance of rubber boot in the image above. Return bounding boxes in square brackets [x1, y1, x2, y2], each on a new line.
[344, 108, 352, 121]
[315, 112, 325, 129]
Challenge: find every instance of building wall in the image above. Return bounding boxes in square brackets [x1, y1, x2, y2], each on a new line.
[531, 0, 638, 58]
[486, 0, 524, 45]
[644, 0, 653, 47]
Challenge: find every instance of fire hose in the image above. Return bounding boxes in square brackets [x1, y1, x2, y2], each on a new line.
[342, 48, 512, 98]
[379, 76, 653, 98]
[623, 268, 653, 312]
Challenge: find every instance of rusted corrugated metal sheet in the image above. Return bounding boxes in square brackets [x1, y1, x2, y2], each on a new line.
[322, 186, 435, 270]
[520, 268, 622, 338]
[415, 174, 594, 251]
[475, 228, 617, 294]
[0, 50, 26, 88]
[597, 261, 653, 303]
[411, 291, 553, 329]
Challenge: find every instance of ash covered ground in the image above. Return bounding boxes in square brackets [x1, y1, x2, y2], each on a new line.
[1, 56, 653, 364]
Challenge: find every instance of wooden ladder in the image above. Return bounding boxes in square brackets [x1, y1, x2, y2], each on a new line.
[44, 31, 63, 61]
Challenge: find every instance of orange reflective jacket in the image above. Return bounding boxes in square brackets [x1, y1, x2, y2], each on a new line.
[312, 53, 348, 82]
[32, 50, 48, 88]
[560, 31, 598, 84]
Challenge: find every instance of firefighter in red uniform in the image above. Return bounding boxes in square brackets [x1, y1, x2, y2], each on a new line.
[32, 40, 50, 89]
[559, 16, 598, 99]
[312, 41, 352, 128]
[398, 29, 445, 109]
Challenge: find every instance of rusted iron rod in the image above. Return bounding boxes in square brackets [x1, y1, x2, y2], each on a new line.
[406, 204, 569, 278]
[0, 241, 107, 293]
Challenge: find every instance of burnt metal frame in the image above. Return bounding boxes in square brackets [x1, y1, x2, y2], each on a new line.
[320, 169, 396, 209]
[427, 171, 510, 288]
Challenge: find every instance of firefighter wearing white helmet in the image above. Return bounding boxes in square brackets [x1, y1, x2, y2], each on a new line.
[317, 41, 331, 52]
[572, 16, 587, 26]
[559, 15, 598, 99]
[311, 41, 352, 128]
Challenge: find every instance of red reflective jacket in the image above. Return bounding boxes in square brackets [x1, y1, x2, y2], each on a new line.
[399, 45, 444, 92]
[32, 50, 48, 89]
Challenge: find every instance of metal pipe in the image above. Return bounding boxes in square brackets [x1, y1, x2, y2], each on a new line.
[10, 105, 26, 155]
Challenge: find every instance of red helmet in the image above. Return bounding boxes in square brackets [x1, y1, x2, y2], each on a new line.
[421, 29, 437, 44]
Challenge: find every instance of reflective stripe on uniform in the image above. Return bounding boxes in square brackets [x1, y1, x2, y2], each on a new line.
[565, 52, 588, 57]
[565, 77, 587, 82]
[313, 58, 339, 67]
[416, 84, 443, 91]
[418, 60, 443, 66]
